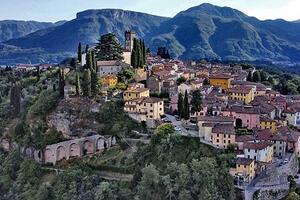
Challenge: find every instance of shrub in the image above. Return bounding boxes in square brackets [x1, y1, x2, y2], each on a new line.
[29, 89, 59, 117]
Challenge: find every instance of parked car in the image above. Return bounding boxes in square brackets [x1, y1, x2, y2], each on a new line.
[174, 127, 181, 131]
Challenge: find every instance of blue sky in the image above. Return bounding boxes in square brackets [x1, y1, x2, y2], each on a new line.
[0, 0, 299, 22]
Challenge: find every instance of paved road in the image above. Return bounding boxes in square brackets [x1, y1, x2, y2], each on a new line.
[165, 114, 198, 137]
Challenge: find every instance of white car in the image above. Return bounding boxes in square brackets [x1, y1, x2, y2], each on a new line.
[174, 127, 181, 131]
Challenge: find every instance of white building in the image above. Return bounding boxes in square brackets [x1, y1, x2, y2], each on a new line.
[243, 142, 273, 163]
[97, 60, 129, 77]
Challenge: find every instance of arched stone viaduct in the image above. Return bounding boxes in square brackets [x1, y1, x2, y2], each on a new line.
[34, 135, 116, 165]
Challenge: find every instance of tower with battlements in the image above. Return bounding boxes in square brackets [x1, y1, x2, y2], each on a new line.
[124, 30, 136, 52]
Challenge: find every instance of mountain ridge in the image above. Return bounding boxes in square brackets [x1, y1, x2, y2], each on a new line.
[0, 20, 66, 43]
[1, 3, 300, 64]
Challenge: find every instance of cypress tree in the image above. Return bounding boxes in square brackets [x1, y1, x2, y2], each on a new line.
[136, 39, 141, 67]
[36, 66, 40, 81]
[142, 40, 146, 65]
[86, 52, 93, 70]
[58, 68, 65, 99]
[247, 71, 253, 82]
[10, 82, 21, 115]
[82, 69, 91, 97]
[75, 72, 81, 96]
[91, 50, 97, 71]
[191, 90, 202, 114]
[183, 90, 190, 120]
[91, 69, 99, 96]
[78, 43, 82, 62]
[178, 93, 184, 118]
[85, 45, 89, 53]
[131, 49, 138, 68]
[253, 71, 261, 82]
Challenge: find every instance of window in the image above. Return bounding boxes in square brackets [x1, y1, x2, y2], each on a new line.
[217, 134, 219, 137]
[216, 139, 219, 143]
[224, 140, 226, 144]
[254, 156, 256, 160]
[244, 165, 246, 169]
[150, 104, 153, 107]
[228, 140, 231, 144]
[248, 149, 250, 152]
[150, 110, 153, 113]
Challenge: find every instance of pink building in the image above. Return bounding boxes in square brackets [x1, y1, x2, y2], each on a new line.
[221, 106, 260, 129]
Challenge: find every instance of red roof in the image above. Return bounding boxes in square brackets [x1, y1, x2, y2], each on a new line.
[244, 141, 272, 150]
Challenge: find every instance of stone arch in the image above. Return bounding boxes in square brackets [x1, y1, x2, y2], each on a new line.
[83, 140, 94, 155]
[45, 148, 54, 164]
[97, 138, 105, 151]
[69, 143, 80, 157]
[56, 146, 66, 161]
[111, 136, 117, 146]
[106, 137, 112, 148]
[236, 118, 243, 128]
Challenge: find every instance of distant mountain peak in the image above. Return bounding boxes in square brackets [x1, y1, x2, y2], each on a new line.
[76, 9, 168, 20]
[178, 3, 248, 19]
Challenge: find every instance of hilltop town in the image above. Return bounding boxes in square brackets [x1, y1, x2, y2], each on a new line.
[1, 30, 300, 200]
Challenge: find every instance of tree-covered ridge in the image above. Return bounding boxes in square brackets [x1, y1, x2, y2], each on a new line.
[0, 123, 235, 200]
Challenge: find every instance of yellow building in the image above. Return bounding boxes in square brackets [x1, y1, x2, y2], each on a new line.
[231, 158, 256, 183]
[101, 75, 118, 87]
[228, 86, 254, 104]
[124, 97, 164, 121]
[123, 88, 150, 101]
[209, 74, 232, 90]
[211, 124, 236, 149]
[260, 116, 277, 133]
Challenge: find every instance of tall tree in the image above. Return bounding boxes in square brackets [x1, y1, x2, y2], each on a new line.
[77, 43, 82, 62]
[131, 49, 138, 68]
[70, 58, 77, 69]
[91, 69, 100, 96]
[177, 93, 184, 118]
[191, 90, 202, 114]
[142, 40, 146, 65]
[10, 82, 21, 115]
[91, 50, 97, 71]
[75, 72, 80, 96]
[36, 66, 40, 81]
[260, 70, 268, 82]
[131, 38, 145, 68]
[253, 71, 261, 82]
[183, 90, 190, 120]
[246, 71, 253, 82]
[86, 52, 93, 69]
[95, 33, 124, 61]
[58, 68, 65, 99]
[82, 69, 91, 97]
[85, 45, 89, 53]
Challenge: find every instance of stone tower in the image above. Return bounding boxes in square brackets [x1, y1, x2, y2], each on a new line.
[124, 30, 136, 52]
